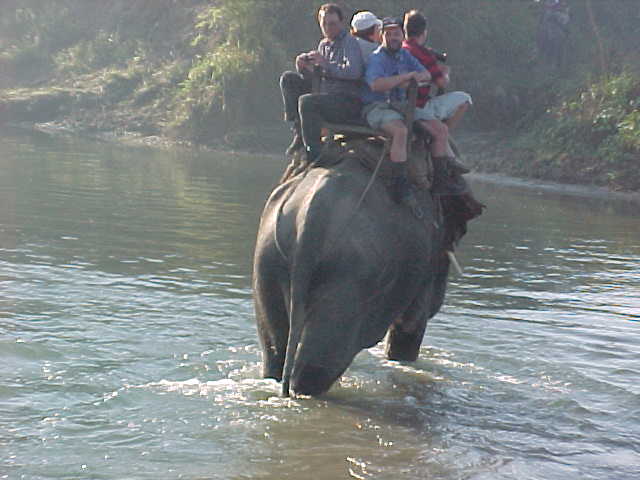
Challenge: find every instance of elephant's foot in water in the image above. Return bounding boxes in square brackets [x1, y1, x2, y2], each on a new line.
[384, 315, 427, 362]
[261, 346, 285, 382]
[263, 347, 335, 397]
[290, 364, 335, 397]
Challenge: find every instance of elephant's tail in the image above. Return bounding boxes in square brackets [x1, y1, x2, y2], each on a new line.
[280, 175, 326, 397]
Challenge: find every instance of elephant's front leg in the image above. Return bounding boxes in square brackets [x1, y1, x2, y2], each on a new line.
[384, 295, 428, 362]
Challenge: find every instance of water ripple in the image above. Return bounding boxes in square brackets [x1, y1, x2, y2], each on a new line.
[2, 131, 640, 479]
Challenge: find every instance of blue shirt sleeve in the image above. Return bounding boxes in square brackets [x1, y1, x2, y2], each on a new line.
[365, 53, 386, 88]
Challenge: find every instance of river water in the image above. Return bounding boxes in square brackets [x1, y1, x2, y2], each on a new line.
[1, 128, 639, 480]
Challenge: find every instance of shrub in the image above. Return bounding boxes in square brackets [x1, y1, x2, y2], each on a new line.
[515, 70, 640, 189]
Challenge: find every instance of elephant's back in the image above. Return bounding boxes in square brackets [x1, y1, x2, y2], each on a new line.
[257, 161, 432, 270]
[291, 163, 430, 266]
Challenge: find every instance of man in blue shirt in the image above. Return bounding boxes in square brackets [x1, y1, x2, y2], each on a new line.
[361, 17, 431, 204]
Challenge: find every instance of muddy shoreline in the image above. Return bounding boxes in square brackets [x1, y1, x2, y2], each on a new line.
[4, 121, 639, 206]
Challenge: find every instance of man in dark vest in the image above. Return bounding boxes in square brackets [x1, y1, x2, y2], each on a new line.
[279, 3, 364, 161]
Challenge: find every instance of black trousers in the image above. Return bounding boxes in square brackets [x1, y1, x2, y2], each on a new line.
[298, 92, 362, 153]
[279, 71, 362, 153]
[280, 71, 311, 122]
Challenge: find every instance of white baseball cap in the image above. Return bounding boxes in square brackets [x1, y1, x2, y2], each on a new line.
[351, 11, 383, 32]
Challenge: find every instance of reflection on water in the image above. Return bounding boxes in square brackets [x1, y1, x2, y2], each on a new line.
[1, 127, 639, 479]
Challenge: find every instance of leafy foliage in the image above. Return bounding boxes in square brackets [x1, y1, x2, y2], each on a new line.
[54, 32, 144, 74]
[515, 70, 640, 189]
[167, 0, 291, 140]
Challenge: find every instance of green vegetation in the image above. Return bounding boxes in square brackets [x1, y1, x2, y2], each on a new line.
[0, 0, 638, 190]
[511, 70, 640, 190]
[170, 0, 288, 142]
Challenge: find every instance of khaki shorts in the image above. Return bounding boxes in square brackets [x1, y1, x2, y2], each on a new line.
[364, 102, 404, 130]
[416, 91, 472, 122]
[365, 92, 472, 130]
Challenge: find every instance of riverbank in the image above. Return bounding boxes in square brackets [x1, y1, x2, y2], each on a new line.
[3, 73, 639, 193]
[4, 121, 639, 209]
[2, 1, 638, 192]
[2, 114, 289, 155]
[0, 79, 286, 154]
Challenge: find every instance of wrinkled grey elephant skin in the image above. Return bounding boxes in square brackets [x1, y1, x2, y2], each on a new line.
[253, 161, 464, 397]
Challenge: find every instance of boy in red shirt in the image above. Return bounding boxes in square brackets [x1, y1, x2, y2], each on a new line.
[402, 10, 471, 176]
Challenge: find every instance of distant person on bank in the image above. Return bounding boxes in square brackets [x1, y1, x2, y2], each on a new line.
[279, 3, 364, 160]
[350, 11, 382, 65]
[402, 10, 471, 172]
[537, 0, 570, 69]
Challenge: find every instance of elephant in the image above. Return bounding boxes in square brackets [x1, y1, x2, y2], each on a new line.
[253, 151, 475, 397]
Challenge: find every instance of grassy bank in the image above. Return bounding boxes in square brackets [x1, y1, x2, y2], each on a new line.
[470, 69, 640, 191]
[516, 70, 640, 191]
[0, 1, 638, 190]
